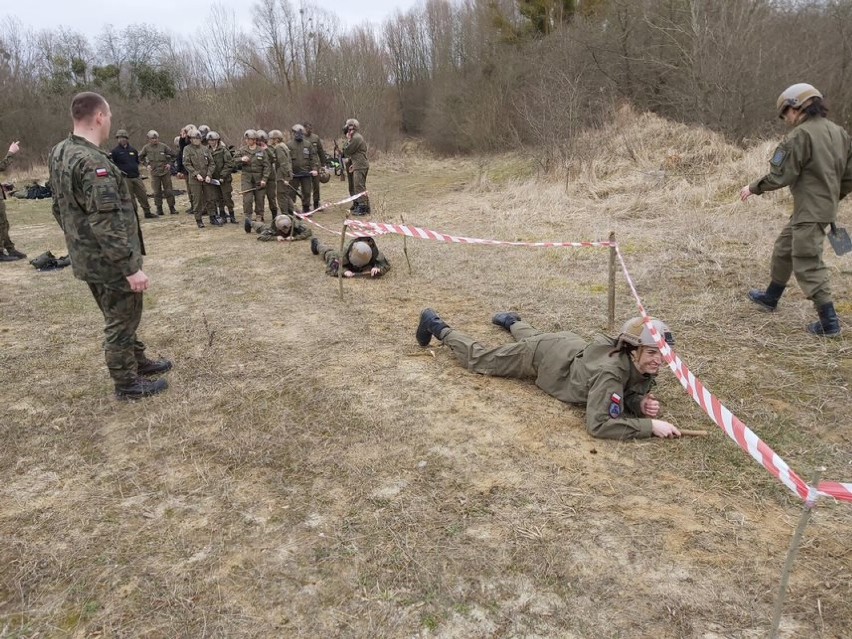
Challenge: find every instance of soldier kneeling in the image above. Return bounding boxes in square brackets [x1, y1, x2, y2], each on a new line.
[245, 213, 311, 242]
[310, 236, 390, 278]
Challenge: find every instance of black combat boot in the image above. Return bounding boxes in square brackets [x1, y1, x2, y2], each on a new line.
[156, 206, 165, 216]
[244, 218, 252, 233]
[144, 211, 156, 219]
[310, 237, 319, 255]
[492, 312, 521, 331]
[197, 220, 205, 229]
[0, 251, 19, 262]
[416, 308, 450, 347]
[807, 302, 841, 337]
[228, 210, 237, 224]
[302, 205, 311, 214]
[169, 205, 178, 215]
[353, 204, 371, 216]
[747, 281, 785, 312]
[137, 357, 174, 376]
[6, 248, 26, 260]
[115, 376, 168, 400]
[210, 214, 223, 227]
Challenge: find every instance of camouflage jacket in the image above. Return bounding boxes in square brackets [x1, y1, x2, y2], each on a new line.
[183, 144, 212, 179]
[286, 138, 319, 176]
[272, 142, 292, 181]
[262, 145, 277, 181]
[210, 146, 235, 181]
[49, 134, 144, 287]
[307, 133, 328, 166]
[0, 153, 12, 200]
[342, 132, 369, 171]
[258, 216, 312, 241]
[237, 145, 270, 182]
[750, 117, 852, 223]
[139, 142, 175, 177]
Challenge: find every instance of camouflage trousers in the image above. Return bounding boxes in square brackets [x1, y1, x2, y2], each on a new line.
[265, 172, 278, 214]
[87, 282, 146, 385]
[125, 177, 151, 215]
[290, 176, 313, 212]
[315, 240, 339, 273]
[770, 220, 832, 306]
[352, 169, 369, 207]
[149, 173, 175, 210]
[275, 180, 294, 214]
[0, 198, 17, 251]
[241, 174, 265, 221]
[311, 175, 322, 209]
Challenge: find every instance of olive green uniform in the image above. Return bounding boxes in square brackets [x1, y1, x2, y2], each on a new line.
[237, 145, 269, 222]
[248, 215, 311, 241]
[0, 153, 20, 255]
[441, 321, 655, 440]
[749, 117, 852, 306]
[341, 139, 355, 198]
[48, 134, 151, 386]
[272, 142, 294, 214]
[343, 132, 370, 208]
[307, 132, 328, 209]
[210, 145, 236, 215]
[138, 142, 176, 213]
[286, 138, 319, 212]
[262, 145, 278, 216]
[314, 237, 390, 276]
[182, 144, 215, 224]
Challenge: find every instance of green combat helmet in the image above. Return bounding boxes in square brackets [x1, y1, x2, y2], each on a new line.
[115, 129, 129, 139]
[269, 129, 283, 141]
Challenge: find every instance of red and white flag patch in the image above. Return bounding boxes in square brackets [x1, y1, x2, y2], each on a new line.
[95, 167, 109, 178]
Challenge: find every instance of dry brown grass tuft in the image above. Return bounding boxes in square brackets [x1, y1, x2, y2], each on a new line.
[1, 109, 850, 637]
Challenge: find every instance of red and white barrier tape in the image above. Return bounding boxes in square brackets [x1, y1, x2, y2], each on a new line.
[344, 219, 616, 248]
[293, 192, 382, 238]
[614, 246, 851, 505]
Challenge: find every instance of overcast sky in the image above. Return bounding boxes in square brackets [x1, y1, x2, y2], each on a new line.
[8, 0, 419, 39]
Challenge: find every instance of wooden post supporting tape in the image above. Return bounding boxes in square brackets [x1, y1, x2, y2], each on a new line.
[401, 214, 412, 275]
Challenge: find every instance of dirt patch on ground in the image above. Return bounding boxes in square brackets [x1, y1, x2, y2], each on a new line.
[1, 112, 850, 637]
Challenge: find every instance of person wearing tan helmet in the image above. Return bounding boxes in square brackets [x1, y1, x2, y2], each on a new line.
[256, 129, 279, 218]
[310, 235, 390, 278]
[236, 129, 270, 223]
[139, 130, 177, 215]
[245, 213, 311, 242]
[341, 118, 370, 215]
[741, 83, 852, 337]
[269, 130, 294, 215]
[415, 310, 682, 440]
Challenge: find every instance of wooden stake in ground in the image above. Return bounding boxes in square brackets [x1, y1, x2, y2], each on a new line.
[768, 467, 825, 639]
[607, 231, 616, 331]
[401, 214, 412, 275]
[338, 216, 348, 300]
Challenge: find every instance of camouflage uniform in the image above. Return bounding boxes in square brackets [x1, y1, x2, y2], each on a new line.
[210, 145, 236, 217]
[286, 138, 319, 212]
[441, 322, 656, 440]
[182, 144, 215, 224]
[48, 134, 150, 385]
[343, 132, 370, 209]
[138, 142, 177, 214]
[263, 145, 278, 216]
[248, 215, 311, 241]
[272, 142, 294, 214]
[341, 139, 355, 198]
[237, 145, 269, 222]
[307, 132, 328, 209]
[0, 153, 21, 255]
[313, 236, 390, 276]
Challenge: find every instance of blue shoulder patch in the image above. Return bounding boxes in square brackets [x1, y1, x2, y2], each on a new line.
[608, 393, 622, 419]
[770, 147, 787, 167]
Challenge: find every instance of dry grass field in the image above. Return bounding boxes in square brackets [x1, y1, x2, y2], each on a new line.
[1, 107, 851, 638]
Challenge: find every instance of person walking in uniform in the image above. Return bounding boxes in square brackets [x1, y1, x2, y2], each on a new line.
[208, 131, 237, 224]
[269, 130, 294, 215]
[138, 130, 177, 216]
[256, 130, 279, 217]
[304, 122, 327, 210]
[287, 124, 319, 213]
[182, 130, 219, 228]
[415, 310, 682, 440]
[245, 213, 311, 242]
[342, 118, 370, 215]
[742, 83, 852, 337]
[236, 129, 269, 223]
[0, 140, 27, 262]
[49, 91, 172, 399]
[310, 236, 390, 277]
[109, 130, 153, 219]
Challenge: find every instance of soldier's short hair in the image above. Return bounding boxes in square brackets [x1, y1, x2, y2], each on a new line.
[71, 92, 108, 122]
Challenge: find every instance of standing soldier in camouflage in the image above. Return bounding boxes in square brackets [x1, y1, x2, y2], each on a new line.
[304, 122, 328, 210]
[742, 83, 852, 337]
[183, 130, 219, 228]
[110, 130, 153, 219]
[0, 140, 27, 262]
[269, 130, 294, 215]
[310, 235, 390, 277]
[245, 213, 311, 241]
[287, 124, 319, 213]
[342, 118, 370, 215]
[208, 132, 237, 224]
[415, 310, 682, 441]
[236, 129, 269, 223]
[138, 130, 177, 216]
[49, 92, 172, 399]
[256, 130, 279, 217]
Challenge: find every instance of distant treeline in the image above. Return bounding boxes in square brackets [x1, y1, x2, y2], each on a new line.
[3, 0, 852, 169]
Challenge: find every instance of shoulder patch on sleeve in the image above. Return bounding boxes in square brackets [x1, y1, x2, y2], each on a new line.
[608, 393, 622, 419]
[770, 147, 787, 167]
